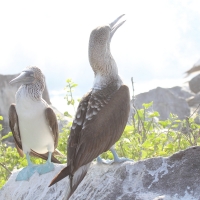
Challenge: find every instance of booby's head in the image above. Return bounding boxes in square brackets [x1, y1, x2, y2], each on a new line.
[89, 14, 125, 76]
[10, 66, 44, 85]
[10, 66, 45, 92]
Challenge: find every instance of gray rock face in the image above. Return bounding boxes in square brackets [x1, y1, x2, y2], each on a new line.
[167, 86, 193, 99]
[0, 74, 51, 137]
[71, 147, 200, 200]
[134, 87, 191, 120]
[1, 146, 200, 200]
[188, 74, 200, 94]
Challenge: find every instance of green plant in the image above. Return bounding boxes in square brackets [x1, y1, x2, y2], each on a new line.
[102, 102, 200, 161]
[64, 79, 78, 117]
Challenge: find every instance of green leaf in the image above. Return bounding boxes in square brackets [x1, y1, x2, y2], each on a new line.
[1, 132, 12, 140]
[142, 141, 152, 148]
[71, 83, 78, 88]
[159, 120, 170, 128]
[148, 111, 160, 118]
[66, 79, 72, 83]
[0, 116, 3, 120]
[142, 102, 153, 109]
[64, 111, 72, 118]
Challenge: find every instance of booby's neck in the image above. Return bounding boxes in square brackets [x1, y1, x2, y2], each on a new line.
[16, 82, 44, 102]
[89, 43, 122, 90]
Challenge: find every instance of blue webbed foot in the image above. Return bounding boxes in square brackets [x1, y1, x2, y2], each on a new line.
[97, 146, 133, 165]
[16, 165, 37, 181]
[97, 156, 113, 164]
[16, 153, 37, 181]
[113, 156, 132, 163]
[36, 152, 54, 175]
[36, 161, 54, 175]
[110, 147, 133, 163]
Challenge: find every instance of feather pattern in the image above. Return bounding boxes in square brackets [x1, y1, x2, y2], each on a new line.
[70, 85, 130, 172]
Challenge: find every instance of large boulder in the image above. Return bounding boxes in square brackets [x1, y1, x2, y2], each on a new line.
[134, 87, 191, 120]
[1, 146, 200, 200]
[0, 74, 51, 138]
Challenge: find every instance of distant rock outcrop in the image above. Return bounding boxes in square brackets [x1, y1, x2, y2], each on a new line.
[0, 74, 51, 139]
[1, 146, 200, 200]
[134, 86, 192, 120]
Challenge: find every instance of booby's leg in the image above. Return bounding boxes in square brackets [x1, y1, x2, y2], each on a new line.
[110, 146, 132, 163]
[97, 146, 132, 164]
[16, 153, 37, 181]
[36, 152, 54, 175]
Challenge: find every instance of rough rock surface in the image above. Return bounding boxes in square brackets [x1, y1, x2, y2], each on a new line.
[0, 164, 69, 200]
[0, 73, 51, 138]
[1, 146, 200, 200]
[134, 87, 191, 120]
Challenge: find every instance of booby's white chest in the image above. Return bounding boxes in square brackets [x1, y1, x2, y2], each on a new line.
[93, 74, 123, 90]
[16, 94, 54, 154]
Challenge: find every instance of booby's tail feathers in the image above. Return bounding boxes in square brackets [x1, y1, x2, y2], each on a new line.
[66, 163, 91, 199]
[49, 165, 71, 187]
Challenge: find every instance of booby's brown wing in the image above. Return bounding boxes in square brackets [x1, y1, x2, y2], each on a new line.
[49, 85, 130, 188]
[8, 104, 61, 163]
[67, 91, 92, 167]
[69, 84, 130, 173]
[9, 104, 24, 157]
[49, 91, 92, 190]
[45, 107, 59, 149]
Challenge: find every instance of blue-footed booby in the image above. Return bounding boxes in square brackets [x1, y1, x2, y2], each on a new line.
[9, 66, 61, 181]
[49, 14, 130, 199]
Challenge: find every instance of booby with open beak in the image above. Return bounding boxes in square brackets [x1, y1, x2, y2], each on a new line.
[49, 14, 130, 199]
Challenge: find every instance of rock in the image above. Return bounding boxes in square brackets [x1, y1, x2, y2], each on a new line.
[134, 87, 190, 120]
[1, 146, 200, 200]
[0, 73, 51, 138]
[0, 164, 69, 200]
[167, 86, 193, 99]
[188, 74, 200, 94]
[187, 93, 200, 107]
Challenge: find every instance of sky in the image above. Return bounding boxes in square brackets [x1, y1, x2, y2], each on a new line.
[0, 0, 200, 113]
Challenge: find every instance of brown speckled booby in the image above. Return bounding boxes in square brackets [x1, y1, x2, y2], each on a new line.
[49, 14, 130, 199]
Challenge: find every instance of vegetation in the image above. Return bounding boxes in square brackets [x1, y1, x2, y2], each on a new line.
[1, 80, 200, 188]
[102, 102, 200, 160]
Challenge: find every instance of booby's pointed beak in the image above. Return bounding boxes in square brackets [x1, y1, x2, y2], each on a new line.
[110, 14, 126, 40]
[10, 70, 35, 85]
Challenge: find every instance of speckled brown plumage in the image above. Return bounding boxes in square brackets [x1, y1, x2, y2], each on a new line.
[49, 15, 130, 199]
